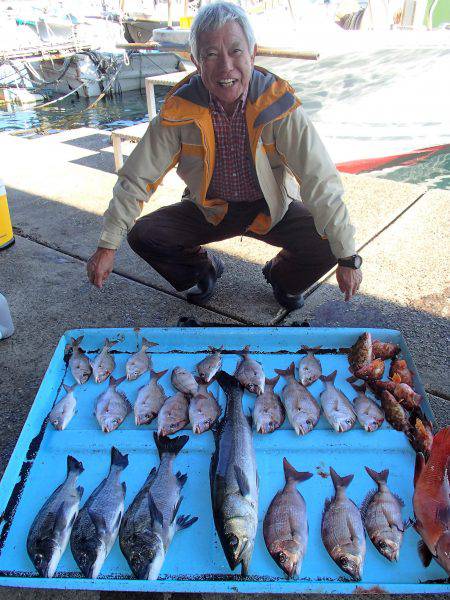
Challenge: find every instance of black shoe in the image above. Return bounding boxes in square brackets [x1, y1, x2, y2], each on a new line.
[262, 260, 305, 311]
[186, 254, 224, 304]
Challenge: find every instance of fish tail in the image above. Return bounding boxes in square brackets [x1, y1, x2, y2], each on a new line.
[67, 455, 84, 475]
[208, 345, 224, 353]
[62, 383, 77, 394]
[111, 446, 129, 470]
[283, 457, 313, 484]
[216, 370, 242, 394]
[274, 362, 295, 378]
[365, 466, 389, 484]
[300, 345, 322, 351]
[320, 370, 337, 384]
[239, 345, 251, 356]
[105, 338, 118, 349]
[265, 374, 280, 387]
[71, 335, 84, 348]
[350, 381, 366, 393]
[150, 368, 168, 381]
[142, 337, 158, 351]
[153, 431, 189, 459]
[110, 375, 126, 387]
[329, 466, 354, 490]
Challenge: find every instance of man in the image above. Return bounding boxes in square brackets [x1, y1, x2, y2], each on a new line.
[87, 2, 362, 309]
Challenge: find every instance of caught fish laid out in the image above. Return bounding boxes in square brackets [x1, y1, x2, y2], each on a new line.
[49, 384, 77, 431]
[158, 392, 189, 436]
[361, 467, 405, 562]
[27, 456, 84, 578]
[119, 433, 198, 580]
[407, 408, 434, 459]
[71, 447, 128, 578]
[413, 426, 450, 575]
[298, 346, 322, 386]
[95, 375, 131, 433]
[320, 371, 356, 433]
[371, 379, 421, 412]
[91, 338, 117, 384]
[234, 345, 265, 396]
[211, 371, 259, 576]
[189, 380, 221, 434]
[134, 369, 168, 426]
[275, 363, 320, 436]
[263, 458, 312, 578]
[389, 359, 414, 388]
[380, 391, 410, 433]
[171, 367, 198, 397]
[69, 336, 92, 385]
[321, 467, 366, 581]
[353, 359, 385, 381]
[126, 338, 158, 381]
[197, 346, 223, 383]
[348, 332, 372, 373]
[372, 340, 400, 360]
[350, 383, 384, 432]
[253, 375, 285, 434]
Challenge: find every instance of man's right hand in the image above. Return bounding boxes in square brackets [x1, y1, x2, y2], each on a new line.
[87, 247, 116, 289]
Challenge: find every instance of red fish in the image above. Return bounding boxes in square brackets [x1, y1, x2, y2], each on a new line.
[372, 340, 400, 360]
[348, 332, 372, 372]
[390, 359, 414, 388]
[354, 359, 385, 381]
[408, 408, 433, 460]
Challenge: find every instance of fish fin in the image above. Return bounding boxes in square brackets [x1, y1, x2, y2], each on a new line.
[360, 490, 376, 522]
[177, 472, 188, 488]
[63, 383, 76, 394]
[414, 453, 425, 487]
[176, 514, 198, 531]
[111, 446, 129, 470]
[283, 457, 313, 484]
[148, 493, 164, 528]
[418, 539, 433, 567]
[110, 375, 126, 387]
[393, 493, 405, 508]
[76, 486, 84, 501]
[142, 337, 158, 350]
[67, 455, 84, 476]
[365, 466, 389, 484]
[170, 496, 184, 524]
[320, 370, 337, 384]
[329, 467, 354, 491]
[403, 517, 414, 530]
[72, 335, 84, 348]
[246, 413, 253, 428]
[436, 506, 450, 527]
[301, 344, 322, 351]
[153, 432, 189, 459]
[88, 509, 107, 536]
[274, 362, 295, 378]
[121, 481, 127, 495]
[208, 345, 224, 353]
[265, 374, 280, 387]
[144, 467, 158, 486]
[105, 338, 118, 349]
[150, 368, 168, 381]
[239, 345, 251, 356]
[234, 465, 251, 498]
[114, 511, 123, 532]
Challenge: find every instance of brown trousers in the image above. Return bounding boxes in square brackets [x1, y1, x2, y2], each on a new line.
[127, 197, 336, 294]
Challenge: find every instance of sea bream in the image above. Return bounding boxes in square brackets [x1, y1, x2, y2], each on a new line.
[70, 446, 128, 578]
[320, 371, 356, 433]
[211, 371, 259, 576]
[275, 363, 320, 435]
[253, 375, 285, 434]
[90, 338, 117, 384]
[49, 383, 77, 431]
[27, 455, 84, 578]
[189, 380, 221, 434]
[68, 336, 92, 385]
[94, 375, 131, 433]
[350, 383, 384, 432]
[263, 458, 312, 578]
[157, 392, 189, 436]
[234, 345, 265, 395]
[321, 467, 366, 581]
[171, 367, 198, 397]
[298, 346, 322, 386]
[197, 346, 223, 383]
[126, 338, 158, 381]
[134, 369, 168, 426]
[119, 434, 198, 580]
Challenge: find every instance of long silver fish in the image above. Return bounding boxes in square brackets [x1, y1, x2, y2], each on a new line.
[321, 467, 366, 581]
[320, 371, 356, 433]
[234, 345, 265, 396]
[351, 383, 384, 432]
[361, 467, 405, 562]
[49, 383, 77, 431]
[70, 447, 128, 578]
[211, 371, 259, 576]
[298, 346, 322, 386]
[126, 338, 158, 381]
[253, 375, 285, 434]
[171, 367, 198, 397]
[94, 375, 131, 433]
[157, 392, 189, 436]
[134, 369, 168, 426]
[275, 363, 320, 435]
[263, 458, 312, 578]
[119, 434, 197, 580]
[197, 346, 223, 383]
[90, 338, 117, 384]
[27, 456, 84, 578]
[189, 380, 221, 434]
[69, 336, 91, 385]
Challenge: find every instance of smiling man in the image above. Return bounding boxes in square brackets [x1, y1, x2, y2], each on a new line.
[87, 2, 362, 309]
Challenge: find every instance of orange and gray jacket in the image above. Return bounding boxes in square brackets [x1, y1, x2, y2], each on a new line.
[100, 66, 355, 258]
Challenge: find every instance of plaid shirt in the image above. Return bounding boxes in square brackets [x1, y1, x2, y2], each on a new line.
[207, 94, 263, 203]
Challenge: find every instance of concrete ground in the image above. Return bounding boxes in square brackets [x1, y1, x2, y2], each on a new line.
[0, 128, 448, 599]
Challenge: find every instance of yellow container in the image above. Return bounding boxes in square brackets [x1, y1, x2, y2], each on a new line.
[0, 180, 15, 250]
[180, 16, 193, 29]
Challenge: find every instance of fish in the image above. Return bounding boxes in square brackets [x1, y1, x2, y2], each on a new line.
[189, 379, 221, 434]
[68, 336, 92, 385]
[298, 346, 322, 386]
[275, 363, 320, 435]
[234, 345, 265, 395]
[413, 426, 450, 575]
[350, 383, 384, 432]
[119, 433, 197, 580]
[134, 369, 168, 426]
[353, 359, 385, 381]
[196, 346, 223, 383]
[49, 383, 77, 431]
[157, 392, 189, 437]
[320, 371, 356, 433]
[27, 455, 84, 578]
[372, 340, 400, 360]
[361, 467, 405, 562]
[380, 390, 411, 433]
[369, 378, 421, 411]
[321, 467, 366, 581]
[90, 338, 117, 384]
[94, 375, 131, 433]
[70, 446, 128, 578]
[389, 359, 414, 388]
[407, 408, 434, 460]
[126, 338, 158, 381]
[211, 370, 259, 576]
[348, 332, 372, 373]
[171, 367, 198, 397]
[263, 458, 312, 578]
[253, 375, 285, 434]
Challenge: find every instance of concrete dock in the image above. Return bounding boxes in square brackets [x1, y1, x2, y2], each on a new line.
[0, 127, 448, 599]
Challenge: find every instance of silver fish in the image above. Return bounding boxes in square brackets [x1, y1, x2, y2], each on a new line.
[69, 336, 91, 385]
[361, 467, 405, 562]
[234, 345, 265, 395]
[298, 346, 322, 386]
[119, 434, 197, 580]
[275, 363, 320, 435]
[196, 346, 223, 383]
[320, 371, 356, 433]
[27, 456, 84, 577]
[171, 367, 198, 397]
[90, 338, 117, 384]
[263, 458, 312, 578]
[134, 369, 168, 426]
[157, 392, 189, 437]
[94, 375, 131, 433]
[189, 380, 221, 434]
[126, 338, 158, 381]
[351, 383, 384, 432]
[49, 383, 77, 431]
[211, 371, 259, 576]
[321, 467, 366, 581]
[70, 447, 128, 578]
[253, 375, 285, 434]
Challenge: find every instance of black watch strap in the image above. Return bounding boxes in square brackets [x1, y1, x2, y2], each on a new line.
[337, 254, 362, 269]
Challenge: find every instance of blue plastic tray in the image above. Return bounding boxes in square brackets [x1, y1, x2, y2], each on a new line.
[0, 327, 448, 594]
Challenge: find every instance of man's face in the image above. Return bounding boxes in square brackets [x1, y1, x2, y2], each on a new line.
[192, 21, 256, 115]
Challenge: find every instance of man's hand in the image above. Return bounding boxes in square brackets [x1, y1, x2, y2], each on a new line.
[336, 265, 362, 301]
[87, 248, 116, 289]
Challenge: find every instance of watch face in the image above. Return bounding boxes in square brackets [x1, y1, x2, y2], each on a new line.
[354, 255, 362, 268]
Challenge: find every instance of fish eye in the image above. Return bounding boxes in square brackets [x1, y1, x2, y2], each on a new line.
[346, 419, 352, 424]
[228, 534, 239, 550]
[306, 419, 312, 426]
[278, 551, 287, 563]
[378, 541, 387, 549]
[340, 556, 348, 567]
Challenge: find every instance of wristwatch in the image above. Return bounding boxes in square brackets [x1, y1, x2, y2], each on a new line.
[337, 254, 363, 269]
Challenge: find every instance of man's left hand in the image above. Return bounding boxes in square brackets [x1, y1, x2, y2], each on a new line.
[336, 265, 362, 301]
